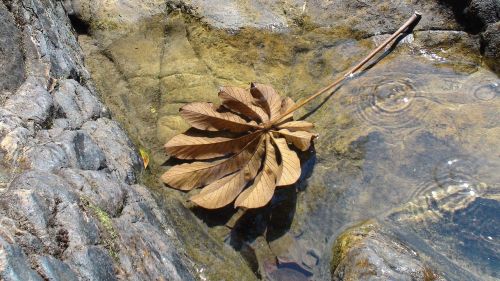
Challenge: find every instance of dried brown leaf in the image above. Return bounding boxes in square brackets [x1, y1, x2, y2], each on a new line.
[189, 135, 266, 209]
[180, 102, 259, 133]
[250, 83, 282, 120]
[277, 120, 314, 132]
[277, 129, 316, 151]
[235, 135, 279, 208]
[272, 136, 300, 186]
[164, 130, 261, 160]
[164, 83, 315, 209]
[161, 133, 262, 190]
[219, 86, 269, 122]
[280, 97, 295, 121]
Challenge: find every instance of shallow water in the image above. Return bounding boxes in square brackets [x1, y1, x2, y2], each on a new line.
[81, 12, 499, 280]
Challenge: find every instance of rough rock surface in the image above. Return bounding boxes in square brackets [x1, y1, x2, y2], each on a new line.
[453, 0, 499, 72]
[0, 0, 195, 280]
[482, 22, 500, 73]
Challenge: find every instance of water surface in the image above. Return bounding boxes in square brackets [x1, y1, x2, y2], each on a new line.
[81, 13, 499, 280]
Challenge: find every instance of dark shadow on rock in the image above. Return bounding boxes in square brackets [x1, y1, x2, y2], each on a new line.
[438, 0, 498, 34]
[190, 204, 237, 227]
[68, 14, 90, 35]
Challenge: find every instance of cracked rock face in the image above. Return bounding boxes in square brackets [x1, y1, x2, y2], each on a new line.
[0, 1, 195, 280]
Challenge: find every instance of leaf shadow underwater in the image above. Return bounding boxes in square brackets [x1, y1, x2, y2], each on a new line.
[189, 144, 316, 276]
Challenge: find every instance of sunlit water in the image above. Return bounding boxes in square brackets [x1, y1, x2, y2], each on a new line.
[81, 13, 499, 280]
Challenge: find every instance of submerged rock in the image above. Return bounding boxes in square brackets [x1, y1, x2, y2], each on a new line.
[330, 221, 445, 281]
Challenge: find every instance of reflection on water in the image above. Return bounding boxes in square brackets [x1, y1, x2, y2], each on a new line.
[81, 12, 499, 281]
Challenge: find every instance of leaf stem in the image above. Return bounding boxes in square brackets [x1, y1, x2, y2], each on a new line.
[272, 12, 421, 125]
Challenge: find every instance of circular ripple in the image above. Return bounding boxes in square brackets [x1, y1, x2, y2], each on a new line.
[352, 77, 429, 130]
[472, 82, 498, 101]
[410, 156, 482, 199]
[396, 156, 492, 233]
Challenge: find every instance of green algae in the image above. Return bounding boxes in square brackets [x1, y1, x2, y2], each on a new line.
[80, 197, 119, 261]
[330, 221, 376, 273]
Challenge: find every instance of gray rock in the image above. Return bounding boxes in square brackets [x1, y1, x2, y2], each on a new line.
[0, 2, 25, 93]
[0, 0, 196, 280]
[9, 0, 88, 80]
[467, 0, 500, 27]
[4, 77, 53, 125]
[24, 129, 106, 172]
[0, 237, 44, 281]
[36, 256, 79, 281]
[25, 142, 71, 171]
[115, 185, 195, 281]
[74, 131, 107, 170]
[53, 79, 104, 128]
[0, 125, 31, 163]
[482, 22, 500, 73]
[58, 169, 126, 217]
[165, 0, 460, 34]
[68, 246, 117, 281]
[82, 118, 142, 184]
[0, 167, 195, 280]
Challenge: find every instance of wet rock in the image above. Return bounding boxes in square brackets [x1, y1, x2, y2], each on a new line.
[0, 2, 25, 93]
[77, 0, 499, 279]
[386, 181, 499, 280]
[69, 0, 166, 28]
[330, 222, 444, 281]
[482, 22, 500, 73]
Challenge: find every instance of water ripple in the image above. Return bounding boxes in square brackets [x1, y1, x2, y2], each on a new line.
[351, 77, 430, 130]
[472, 81, 498, 101]
[399, 156, 493, 224]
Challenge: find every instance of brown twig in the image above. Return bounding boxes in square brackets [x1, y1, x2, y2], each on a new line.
[271, 12, 421, 125]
